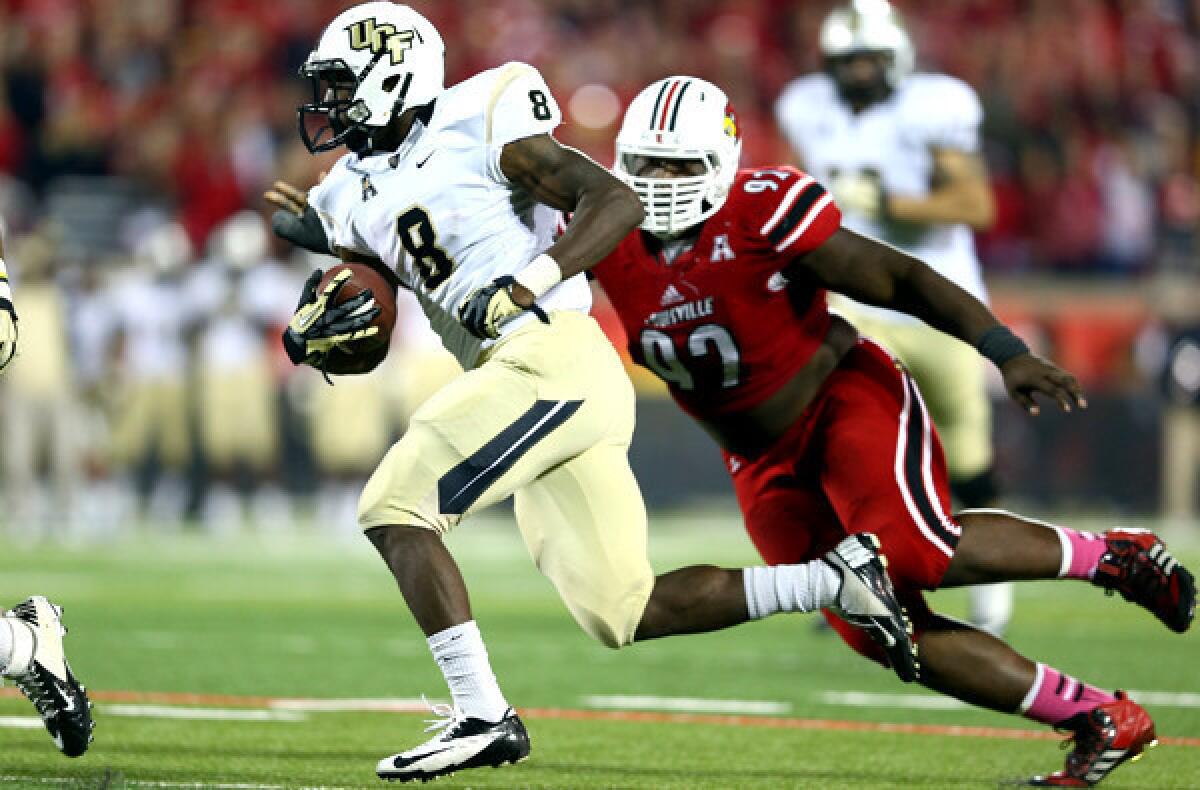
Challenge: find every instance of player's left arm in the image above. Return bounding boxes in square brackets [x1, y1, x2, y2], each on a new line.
[887, 147, 995, 230]
[792, 228, 1085, 415]
[499, 134, 644, 301]
[459, 135, 642, 339]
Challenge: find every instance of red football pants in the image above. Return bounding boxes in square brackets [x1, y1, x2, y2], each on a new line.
[723, 339, 962, 665]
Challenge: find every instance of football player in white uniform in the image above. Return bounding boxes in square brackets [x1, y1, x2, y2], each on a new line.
[775, 0, 1012, 636]
[0, 232, 94, 756]
[269, 2, 917, 782]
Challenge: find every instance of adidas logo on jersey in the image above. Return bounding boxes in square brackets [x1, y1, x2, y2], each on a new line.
[660, 284, 686, 307]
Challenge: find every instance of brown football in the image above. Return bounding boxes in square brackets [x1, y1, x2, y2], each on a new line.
[318, 262, 397, 355]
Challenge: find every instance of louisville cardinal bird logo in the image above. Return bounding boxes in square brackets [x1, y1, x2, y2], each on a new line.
[723, 102, 740, 141]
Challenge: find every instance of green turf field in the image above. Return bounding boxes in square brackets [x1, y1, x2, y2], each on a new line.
[1, 510, 1197, 788]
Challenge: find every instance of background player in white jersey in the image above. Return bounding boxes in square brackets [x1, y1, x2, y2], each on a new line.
[268, 2, 917, 782]
[0, 230, 94, 756]
[775, 0, 1012, 635]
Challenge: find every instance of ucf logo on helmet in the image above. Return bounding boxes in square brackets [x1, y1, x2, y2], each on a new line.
[346, 19, 415, 65]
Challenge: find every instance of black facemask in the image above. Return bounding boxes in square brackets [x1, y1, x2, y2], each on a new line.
[297, 53, 412, 155]
[825, 52, 894, 107]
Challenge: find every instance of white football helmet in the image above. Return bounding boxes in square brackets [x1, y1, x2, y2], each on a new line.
[299, 2, 444, 154]
[614, 77, 743, 238]
[820, 0, 914, 90]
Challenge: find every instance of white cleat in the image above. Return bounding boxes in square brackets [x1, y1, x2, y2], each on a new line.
[3, 596, 94, 757]
[376, 702, 530, 782]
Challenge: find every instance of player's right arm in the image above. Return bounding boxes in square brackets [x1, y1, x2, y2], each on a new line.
[0, 232, 17, 372]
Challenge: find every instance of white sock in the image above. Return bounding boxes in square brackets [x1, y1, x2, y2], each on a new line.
[0, 616, 35, 677]
[427, 621, 509, 723]
[743, 562, 842, 619]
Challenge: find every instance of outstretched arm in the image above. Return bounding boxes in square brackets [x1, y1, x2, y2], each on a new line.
[791, 227, 1085, 415]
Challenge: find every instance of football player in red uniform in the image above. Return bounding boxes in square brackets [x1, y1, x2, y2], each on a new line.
[590, 76, 1195, 788]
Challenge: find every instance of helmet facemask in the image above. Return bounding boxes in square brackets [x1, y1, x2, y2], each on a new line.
[616, 150, 723, 238]
[824, 50, 896, 106]
[614, 77, 742, 240]
[298, 55, 412, 154]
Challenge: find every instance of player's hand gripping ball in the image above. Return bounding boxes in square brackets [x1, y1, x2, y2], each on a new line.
[282, 263, 396, 376]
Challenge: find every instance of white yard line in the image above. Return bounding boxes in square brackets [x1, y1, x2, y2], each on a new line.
[1126, 690, 1200, 708]
[581, 694, 792, 715]
[103, 704, 305, 722]
[0, 715, 43, 728]
[268, 697, 432, 713]
[820, 691, 968, 710]
[0, 779, 351, 790]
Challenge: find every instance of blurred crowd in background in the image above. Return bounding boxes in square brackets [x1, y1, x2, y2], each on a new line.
[2, 0, 1199, 272]
[0, 0, 1196, 536]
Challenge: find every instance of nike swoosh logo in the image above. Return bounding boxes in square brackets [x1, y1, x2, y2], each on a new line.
[416, 151, 435, 168]
[388, 744, 456, 769]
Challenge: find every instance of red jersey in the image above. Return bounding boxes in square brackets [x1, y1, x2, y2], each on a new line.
[593, 166, 841, 418]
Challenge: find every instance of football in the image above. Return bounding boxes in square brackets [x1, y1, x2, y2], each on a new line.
[318, 262, 397, 354]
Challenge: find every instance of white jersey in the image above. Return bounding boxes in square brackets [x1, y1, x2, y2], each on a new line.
[775, 72, 987, 325]
[309, 62, 592, 369]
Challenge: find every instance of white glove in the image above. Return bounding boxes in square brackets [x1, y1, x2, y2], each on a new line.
[831, 171, 886, 222]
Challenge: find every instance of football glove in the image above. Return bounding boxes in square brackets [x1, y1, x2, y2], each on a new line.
[458, 275, 549, 340]
[271, 203, 330, 255]
[0, 296, 16, 373]
[830, 171, 886, 222]
[282, 268, 380, 369]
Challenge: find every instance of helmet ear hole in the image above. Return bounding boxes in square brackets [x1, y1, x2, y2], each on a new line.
[382, 75, 403, 93]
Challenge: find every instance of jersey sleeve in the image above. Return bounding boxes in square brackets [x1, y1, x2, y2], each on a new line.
[307, 160, 374, 256]
[911, 76, 983, 153]
[745, 168, 842, 256]
[483, 62, 563, 182]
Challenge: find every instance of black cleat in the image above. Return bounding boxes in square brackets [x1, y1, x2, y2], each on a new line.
[5, 596, 94, 757]
[824, 533, 920, 682]
[376, 704, 530, 782]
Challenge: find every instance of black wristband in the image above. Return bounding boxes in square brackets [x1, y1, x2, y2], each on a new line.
[976, 325, 1030, 368]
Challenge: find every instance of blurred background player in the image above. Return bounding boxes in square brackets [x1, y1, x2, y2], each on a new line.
[107, 218, 195, 528]
[596, 75, 1193, 788]
[186, 210, 296, 534]
[0, 226, 83, 538]
[775, 0, 1012, 635]
[0, 229, 93, 756]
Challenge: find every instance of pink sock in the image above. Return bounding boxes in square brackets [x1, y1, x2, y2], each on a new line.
[1051, 526, 1108, 580]
[1020, 663, 1115, 727]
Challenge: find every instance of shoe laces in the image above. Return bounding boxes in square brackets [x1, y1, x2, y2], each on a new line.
[420, 695, 462, 735]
